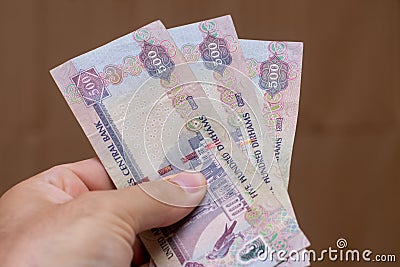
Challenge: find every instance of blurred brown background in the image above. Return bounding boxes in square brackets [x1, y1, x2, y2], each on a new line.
[1, 0, 399, 266]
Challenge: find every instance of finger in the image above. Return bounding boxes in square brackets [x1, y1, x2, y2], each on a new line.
[15, 158, 112, 203]
[62, 158, 114, 191]
[102, 172, 207, 234]
[0, 158, 114, 222]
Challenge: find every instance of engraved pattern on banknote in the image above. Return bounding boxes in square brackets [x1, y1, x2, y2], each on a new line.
[139, 42, 175, 82]
[259, 54, 289, 96]
[245, 58, 258, 79]
[206, 220, 244, 260]
[244, 206, 300, 248]
[103, 65, 124, 85]
[198, 20, 218, 35]
[71, 67, 110, 107]
[160, 39, 178, 58]
[163, 78, 197, 116]
[214, 69, 246, 114]
[181, 44, 201, 62]
[223, 35, 239, 53]
[64, 84, 83, 104]
[98, 56, 143, 86]
[268, 41, 287, 56]
[238, 236, 267, 263]
[199, 33, 232, 75]
[123, 56, 143, 76]
[186, 118, 203, 132]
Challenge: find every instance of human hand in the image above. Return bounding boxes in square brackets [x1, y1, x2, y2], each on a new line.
[0, 158, 206, 267]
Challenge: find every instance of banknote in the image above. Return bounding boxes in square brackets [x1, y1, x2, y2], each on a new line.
[150, 250, 310, 267]
[148, 38, 307, 265]
[148, 27, 305, 267]
[241, 40, 308, 267]
[50, 19, 309, 266]
[240, 39, 303, 188]
[168, 15, 295, 213]
[167, 17, 307, 266]
[168, 18, 310, 260]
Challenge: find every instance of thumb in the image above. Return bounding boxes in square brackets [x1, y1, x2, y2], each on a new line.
[99, 172, 207, 234]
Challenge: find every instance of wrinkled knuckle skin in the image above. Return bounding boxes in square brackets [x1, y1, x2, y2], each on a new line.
[45, 165, 74, 179]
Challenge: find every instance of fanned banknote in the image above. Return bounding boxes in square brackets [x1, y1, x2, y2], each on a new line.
[240, 39, 303, 188]
[50, 20, 308, 266]
[147, 35, 307, 267]
[240, 39, 308, 267]
[148, 32, 306, 267]
[168, 15, 298, 217]
[167, 16, 308, 266]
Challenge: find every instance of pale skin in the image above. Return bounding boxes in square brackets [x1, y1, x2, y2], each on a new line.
[0, 158, 207, 267]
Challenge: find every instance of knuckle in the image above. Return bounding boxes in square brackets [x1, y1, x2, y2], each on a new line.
[45, 164, 74, 179]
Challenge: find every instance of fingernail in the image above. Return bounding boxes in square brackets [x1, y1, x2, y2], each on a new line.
[168, 172, 206, 193]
